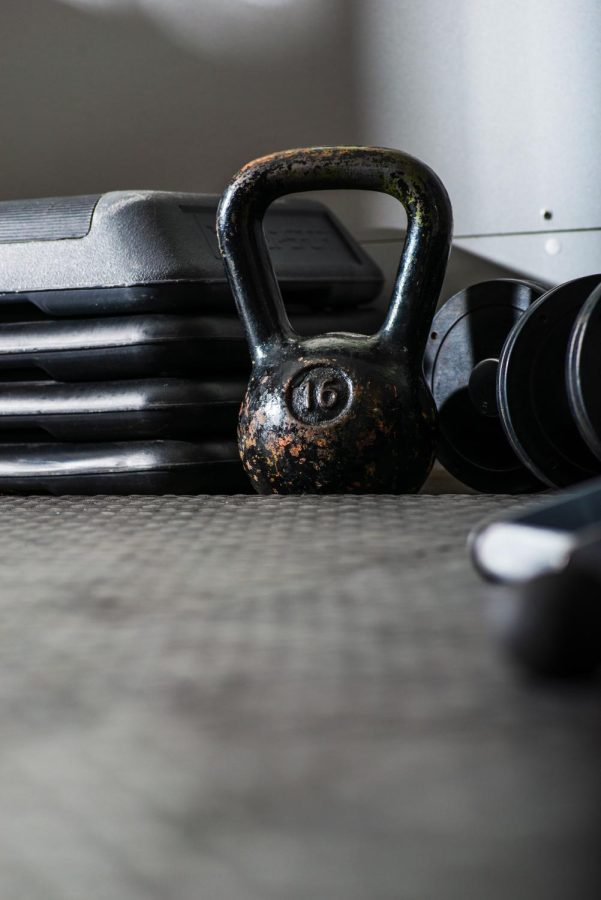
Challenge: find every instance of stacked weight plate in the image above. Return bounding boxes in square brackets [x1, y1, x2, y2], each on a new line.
[0, 191, 384, 493]
[424, 275, 601, 493]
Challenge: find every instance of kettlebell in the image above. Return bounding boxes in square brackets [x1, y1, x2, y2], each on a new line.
[217, 147, 453, 494]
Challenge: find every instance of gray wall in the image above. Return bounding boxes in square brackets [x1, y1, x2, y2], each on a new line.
[1, 0, 599, 284]
[356, 0, 601, 284]
[0, 0, 361, 222]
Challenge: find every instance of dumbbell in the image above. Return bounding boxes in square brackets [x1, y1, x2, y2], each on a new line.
[424, 275, 601, 492]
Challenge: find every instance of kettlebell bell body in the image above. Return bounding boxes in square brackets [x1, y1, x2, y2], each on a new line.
[217, 147, 453, 494]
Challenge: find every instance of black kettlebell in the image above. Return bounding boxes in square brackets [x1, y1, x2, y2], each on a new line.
[217, 146, 453, 494]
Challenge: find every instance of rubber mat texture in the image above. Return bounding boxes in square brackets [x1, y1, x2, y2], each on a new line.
[0, 494, 599, 900]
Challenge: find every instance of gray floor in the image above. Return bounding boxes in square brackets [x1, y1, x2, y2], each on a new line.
[0, 494, 599, 899]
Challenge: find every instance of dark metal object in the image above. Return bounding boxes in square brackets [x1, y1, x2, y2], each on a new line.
[497, 275, 601, 488]
[0, 192, 383, 313]
[217, 146, 452, 494]
[0, 440, 250, 494]
[488, 571, 601, 677]
[567, 281, 601, 461]
[423, 279, 545, 493]
[470, 477, 601, 676]
[0, 306, 386, 381]
[470, 475, 601, 583]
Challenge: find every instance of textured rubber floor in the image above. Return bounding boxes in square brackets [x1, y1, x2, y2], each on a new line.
[0, 494, 599, 900]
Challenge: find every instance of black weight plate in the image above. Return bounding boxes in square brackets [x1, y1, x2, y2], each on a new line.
[498, 274, 601, 488]
[423, 279, 545, 492]
[0, 378, 246, 441]
[567, 281, 601, 461]
[0, 306, 385, 381]
[0, 440, 250, 495]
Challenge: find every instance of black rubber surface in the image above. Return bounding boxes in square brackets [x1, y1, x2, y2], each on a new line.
[0, 494, 598, 899]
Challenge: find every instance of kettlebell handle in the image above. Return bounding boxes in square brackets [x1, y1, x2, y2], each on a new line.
[217, 146, 452, 364]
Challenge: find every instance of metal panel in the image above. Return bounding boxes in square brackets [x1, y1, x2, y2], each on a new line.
[455, 230, 601, 286]
[356, 0, 601, 240]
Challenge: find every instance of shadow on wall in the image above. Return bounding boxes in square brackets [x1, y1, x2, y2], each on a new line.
[0, 0, 364, 221]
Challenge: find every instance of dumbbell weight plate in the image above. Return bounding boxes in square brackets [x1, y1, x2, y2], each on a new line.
[423, 279, 545, 492]
[567, 281, 601, 461]
[497, 274, 601, 488]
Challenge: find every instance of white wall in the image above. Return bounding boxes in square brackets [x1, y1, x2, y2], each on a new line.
[0, 0, 599, 284]
[355, 0, 601, 283]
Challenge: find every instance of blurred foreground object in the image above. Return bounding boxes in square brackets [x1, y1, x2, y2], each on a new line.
[471, 478, 601, 676]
